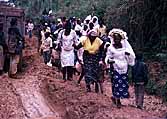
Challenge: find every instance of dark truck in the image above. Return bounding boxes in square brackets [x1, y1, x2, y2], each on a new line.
[0, 3, 25, 72]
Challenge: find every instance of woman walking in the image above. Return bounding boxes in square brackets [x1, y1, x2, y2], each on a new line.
[105, 29, 135, 108]
[74, 29, 104, 92]
[57, 21, 78, 81]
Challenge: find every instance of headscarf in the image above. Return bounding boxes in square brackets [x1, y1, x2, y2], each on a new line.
[91, 16, 99, 27]
[109, 28, 135, 60]
[109, 28, 128, 41]
[88, 29, 98, 37]
[84, 15, 92, 24]
[85, 15, 92, 21]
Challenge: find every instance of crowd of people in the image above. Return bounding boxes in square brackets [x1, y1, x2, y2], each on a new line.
[0, 11, 149, 109]
[37, 13, 149, 109]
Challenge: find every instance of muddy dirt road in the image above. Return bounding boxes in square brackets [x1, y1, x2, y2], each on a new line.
[0, 36, 167, 119]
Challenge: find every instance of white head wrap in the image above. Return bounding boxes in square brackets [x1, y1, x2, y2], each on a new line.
[109, 28, 128, 41]
[109, 28, 135, 61]
[91, 16, 99, 27]
[84, 15, 92, 24]
[85, 15, 92, 21]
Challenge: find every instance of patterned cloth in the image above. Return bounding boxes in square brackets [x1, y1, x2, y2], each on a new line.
[112, 71, 129, 99]
[83, 51, 100, 85]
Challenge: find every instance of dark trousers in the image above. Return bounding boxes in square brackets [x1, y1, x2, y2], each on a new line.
[135, 84, 145, 108]
[3, 54, 10, 73]
[29, 30, 32, 38]
[62, 66, 73, 80]
[43, 51, 51, 64]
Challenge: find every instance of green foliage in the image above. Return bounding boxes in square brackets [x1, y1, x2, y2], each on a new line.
[145, 80, 159, 95]
[161, 82, 167, 102]
[14, 0, 122, 20]
[64, 0, 71, 7]
[146, 79, 167, 103]
[156, 53, 167, 62]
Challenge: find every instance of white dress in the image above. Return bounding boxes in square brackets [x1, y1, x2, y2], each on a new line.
[105, 40, 135, 74]
[57, 30, 78, 67]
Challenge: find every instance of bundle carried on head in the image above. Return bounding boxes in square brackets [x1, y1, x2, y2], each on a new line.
[109, 28, 128, 41]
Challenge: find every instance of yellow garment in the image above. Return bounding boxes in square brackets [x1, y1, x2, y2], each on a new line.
[80, 36, 103, 54]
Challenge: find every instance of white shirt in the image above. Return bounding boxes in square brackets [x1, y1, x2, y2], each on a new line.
[105, 40, 135, 74]
[58, 30, 78, 51]
[57, 30, 78, 67]
[43, 37, 52, 52]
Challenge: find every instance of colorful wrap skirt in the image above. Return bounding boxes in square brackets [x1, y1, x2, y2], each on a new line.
[83, 52, 100, 85]
[111, 70, 129, 99]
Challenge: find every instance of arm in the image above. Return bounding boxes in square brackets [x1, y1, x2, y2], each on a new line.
[16, 28, 25, 48]
[105, 46, 114, 64]
[57, 30, 62, 44]
[124, 40, 135, 66]
[99, 42, 105, 62]
[73, 31, 79, 45]
[73, 36, 86, 50]
[56, 30, 64, 51]
[16, 28, 23, 41]
[50, 37, 53, 49]
[73, 42, 83, 50]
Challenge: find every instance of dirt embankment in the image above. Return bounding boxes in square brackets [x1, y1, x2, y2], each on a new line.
[0, 76, 25, 119]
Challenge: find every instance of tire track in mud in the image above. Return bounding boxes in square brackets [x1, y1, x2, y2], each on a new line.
[10, 37, 65, 119]
[12, 76, 61, 119]
[13, 76, 59, 119]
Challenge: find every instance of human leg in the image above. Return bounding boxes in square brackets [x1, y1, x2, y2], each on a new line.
[8, 54, 20, 78]
[137, 84, 145, 109]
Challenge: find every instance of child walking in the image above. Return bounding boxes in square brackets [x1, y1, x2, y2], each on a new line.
[132, 53, 149, 109]
[41, 32, 53, 65]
